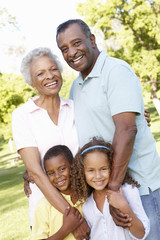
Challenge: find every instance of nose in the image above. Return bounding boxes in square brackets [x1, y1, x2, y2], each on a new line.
[46, 70, 54, 79]
[68, 46, 77, 57]
[55, 171, 61, 179]
[95, 171, 101, 178]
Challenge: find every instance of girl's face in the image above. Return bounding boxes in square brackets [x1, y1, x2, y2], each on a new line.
[84, 151, 110, 191]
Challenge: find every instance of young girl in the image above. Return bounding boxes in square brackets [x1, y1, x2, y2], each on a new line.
[71, 137, 150, 240]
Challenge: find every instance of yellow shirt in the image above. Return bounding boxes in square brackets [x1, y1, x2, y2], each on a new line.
[31, 194, 83, 240]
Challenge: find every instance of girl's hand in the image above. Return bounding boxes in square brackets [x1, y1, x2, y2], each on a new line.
[106, 188, 127, 210]
[106, 188, 132, 228]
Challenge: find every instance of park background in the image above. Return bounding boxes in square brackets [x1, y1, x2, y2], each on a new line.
[0, 0, 160, 239]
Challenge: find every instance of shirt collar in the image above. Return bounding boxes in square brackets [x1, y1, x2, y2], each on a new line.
[61, 193, 83, 207]
[25, 97, 71, 113]
[77, 50, 108, 83]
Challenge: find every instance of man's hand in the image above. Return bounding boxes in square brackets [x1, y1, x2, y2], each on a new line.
[72, 217, 90, 240]
[23, 170, 32, 197]
[144, 109, 151, 127]
[109, 205, 132, 229]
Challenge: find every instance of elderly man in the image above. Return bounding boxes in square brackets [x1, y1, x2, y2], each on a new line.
[56, 19, 160, 240]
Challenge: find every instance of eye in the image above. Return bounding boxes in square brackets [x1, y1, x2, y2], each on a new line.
[47, 171, 55, 176]
[59, 167, 66, 172]
[61, 47, 68, 54]
[74, 40, 81, 46]
[51, 67, 57, 72]
[37, 72, 43, 77]
[87, 169, 94, 172]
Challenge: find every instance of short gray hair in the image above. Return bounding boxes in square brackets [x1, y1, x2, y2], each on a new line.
[20, 47, 63, 85]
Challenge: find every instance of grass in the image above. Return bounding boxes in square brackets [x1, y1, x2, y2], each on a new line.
[0, 143, 30, 240]
[0, 90, 160, 240]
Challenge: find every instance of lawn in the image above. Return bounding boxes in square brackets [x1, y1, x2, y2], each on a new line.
[0, 91, 160, 240]
[0, 144, 30, 240]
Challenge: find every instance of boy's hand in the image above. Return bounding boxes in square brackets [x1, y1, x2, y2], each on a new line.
[23, 170, 32, 197]
[72, 217, 90, 240]
[62, 207, 82, 235]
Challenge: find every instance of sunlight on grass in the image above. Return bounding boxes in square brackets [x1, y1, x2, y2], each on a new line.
[0, 165, 31, 240]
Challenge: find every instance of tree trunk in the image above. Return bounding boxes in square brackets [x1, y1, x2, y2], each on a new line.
[151, 82, 157, 99]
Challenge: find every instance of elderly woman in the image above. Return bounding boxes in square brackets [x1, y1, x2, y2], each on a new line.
[12, 47, 89, 239]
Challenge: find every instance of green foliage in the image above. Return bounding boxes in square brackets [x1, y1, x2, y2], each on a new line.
[60, 68, 78, 99]
[0, 73, 37, 140]
[77, 0, 160, 97]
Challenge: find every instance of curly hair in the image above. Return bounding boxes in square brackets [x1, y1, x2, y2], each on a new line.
[71, 137, 140, 202]
[71, 137, 113, 201]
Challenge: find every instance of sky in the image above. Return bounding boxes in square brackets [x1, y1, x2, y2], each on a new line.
[0, 0, 84, 73]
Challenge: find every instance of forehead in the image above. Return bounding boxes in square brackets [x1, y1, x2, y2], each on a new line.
[30, 56, 56, 72]
[45, 154, 70, 169]
[57, 23, 87, 47]
[84, 151, 109, 166]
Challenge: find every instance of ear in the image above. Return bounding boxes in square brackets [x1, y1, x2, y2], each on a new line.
[90, 34, 97, 48]
[31, 82, 35, 89]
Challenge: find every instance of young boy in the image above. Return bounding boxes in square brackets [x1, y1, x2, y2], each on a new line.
[31, 145, 84, 240]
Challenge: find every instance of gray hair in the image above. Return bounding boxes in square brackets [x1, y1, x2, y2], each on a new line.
[20, 47, 63, 85]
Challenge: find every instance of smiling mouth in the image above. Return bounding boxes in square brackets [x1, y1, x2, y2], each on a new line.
[56, 180, 66, 186]
[69, 53, 84, 64]
[93, 180, 105, 185]
[72, 55, 83, 63]
[45, 81, 57, 87]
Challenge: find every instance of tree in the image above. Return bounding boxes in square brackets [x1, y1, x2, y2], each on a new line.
[0, 73, 37, 140]
[77, 0, 160, 98]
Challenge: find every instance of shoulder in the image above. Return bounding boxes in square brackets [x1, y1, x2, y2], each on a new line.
[122, 183, 140, 203]
[36, 197, 51, 209]
[82, 195, 93, 211]
[60, 97, 74, 107]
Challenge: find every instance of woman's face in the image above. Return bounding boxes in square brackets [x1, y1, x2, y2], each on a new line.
[30, 56, 63, 96]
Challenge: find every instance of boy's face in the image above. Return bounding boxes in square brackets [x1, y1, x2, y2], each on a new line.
[45, 154, 71, 195]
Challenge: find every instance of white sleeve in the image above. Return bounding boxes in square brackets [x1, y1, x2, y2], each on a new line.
[12, 107, 37, 151]
[122, 184, 150, 240]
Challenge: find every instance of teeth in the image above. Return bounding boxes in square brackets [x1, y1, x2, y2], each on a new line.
[57, 180, 65, 186]
[73, 55, 83, 62]
[46, 81, 56, 87]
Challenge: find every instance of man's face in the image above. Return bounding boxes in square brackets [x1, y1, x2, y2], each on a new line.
[57, 23, 97, 79]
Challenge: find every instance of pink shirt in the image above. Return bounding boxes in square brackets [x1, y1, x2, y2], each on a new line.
[12, 97, 79, 225]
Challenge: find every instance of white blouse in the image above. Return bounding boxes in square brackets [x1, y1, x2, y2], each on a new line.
[82, 183, 150, 240]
